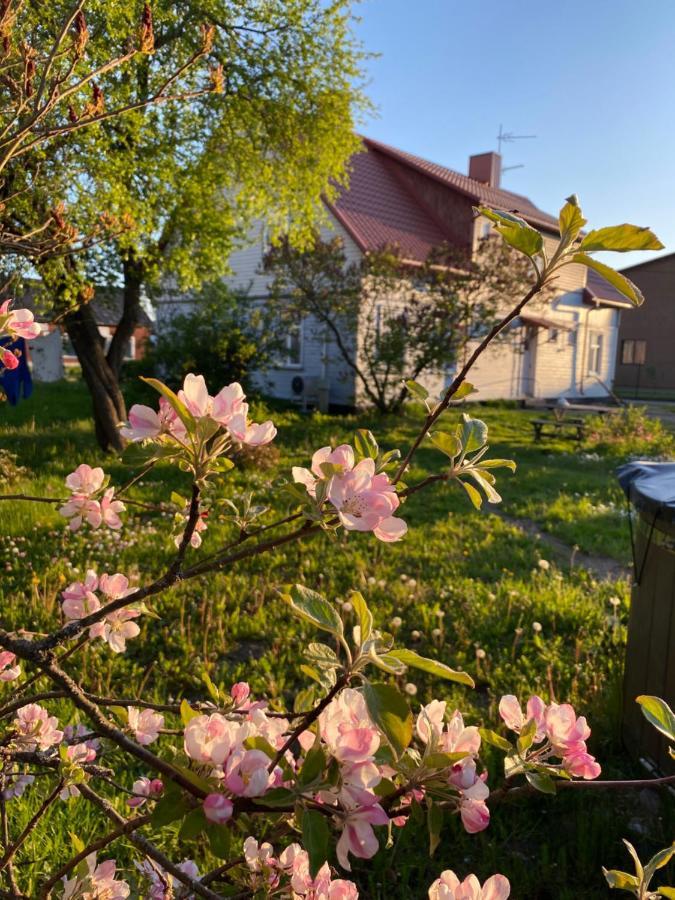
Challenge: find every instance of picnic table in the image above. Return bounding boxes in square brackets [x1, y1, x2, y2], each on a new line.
[532, 416, 586, 444]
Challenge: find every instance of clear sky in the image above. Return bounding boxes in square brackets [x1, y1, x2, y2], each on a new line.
[353, 0, 675, 268]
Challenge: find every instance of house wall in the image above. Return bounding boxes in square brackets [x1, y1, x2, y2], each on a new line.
[614, 255, 675, 393]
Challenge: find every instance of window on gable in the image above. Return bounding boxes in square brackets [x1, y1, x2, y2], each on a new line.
[587, 331, 603, 375]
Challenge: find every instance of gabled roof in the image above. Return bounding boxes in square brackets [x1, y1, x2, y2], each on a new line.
[326, 137, 560, 262]
[583, 268, 633, 308]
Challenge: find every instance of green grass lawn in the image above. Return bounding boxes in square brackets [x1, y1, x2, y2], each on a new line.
[0, 379, 673, 898]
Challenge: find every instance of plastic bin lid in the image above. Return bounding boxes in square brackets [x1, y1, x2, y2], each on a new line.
[617, 461, 675, 523]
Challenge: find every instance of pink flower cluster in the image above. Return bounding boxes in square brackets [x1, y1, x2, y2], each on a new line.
[135, 858, 200, 899]
[293, 445, 406, 542]
[121, 373, 276, 447]
[498, 695, 601, 779]
[0, 651, 20, 681]
[242, 837, 359, 898]
[416, 701, 490, 833]
[0, 299, 41, 340]
[13, 703, 63, 751]
[61, 571, 141, 653]
[428, 871, 510, 900]
[62, 853, 130, 899]
[127, 776, 164, 808]
[60, 741, 98, 800]
[58, 464, 125, 532]
[128, 707, 164, 745]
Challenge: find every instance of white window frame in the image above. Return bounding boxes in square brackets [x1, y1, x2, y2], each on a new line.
[277, 319, 303, 369]
[587, 330, 603, 375]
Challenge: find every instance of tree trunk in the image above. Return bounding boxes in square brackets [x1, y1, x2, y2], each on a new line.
[64, 302, 127, 453]
[107, 254, 144, 377]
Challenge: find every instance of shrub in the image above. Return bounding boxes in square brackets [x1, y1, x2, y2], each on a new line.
[586, 405, 675, 458]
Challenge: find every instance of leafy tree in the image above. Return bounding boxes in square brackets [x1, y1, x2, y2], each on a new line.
[263, 235, 540, 413]
[7, 0, 366, 450]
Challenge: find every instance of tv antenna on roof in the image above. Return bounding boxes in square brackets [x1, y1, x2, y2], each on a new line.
[497, 124, 537, 174]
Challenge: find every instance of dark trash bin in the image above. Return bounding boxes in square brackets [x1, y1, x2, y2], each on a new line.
[618, 461, 675, 774]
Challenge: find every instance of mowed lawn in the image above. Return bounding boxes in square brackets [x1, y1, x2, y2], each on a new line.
[0, 378, 673, 898]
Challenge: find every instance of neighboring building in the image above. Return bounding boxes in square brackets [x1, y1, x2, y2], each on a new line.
[614, 253, 675, 397]
[14, 285, 153, 382]
[157, 137, 628, 408]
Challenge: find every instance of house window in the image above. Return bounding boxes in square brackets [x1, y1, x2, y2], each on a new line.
[587, 331, 603, 375]
[621, 339, 647, 365]
[279, 320, 302, 368]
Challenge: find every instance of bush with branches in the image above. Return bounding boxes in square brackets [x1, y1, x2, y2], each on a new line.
[0, 199, 673, 898]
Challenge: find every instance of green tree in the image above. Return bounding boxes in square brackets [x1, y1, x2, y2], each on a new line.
[9, 0, 366, 450]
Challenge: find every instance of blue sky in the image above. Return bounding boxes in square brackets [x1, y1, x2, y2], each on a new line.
[353, 0, 675, 268]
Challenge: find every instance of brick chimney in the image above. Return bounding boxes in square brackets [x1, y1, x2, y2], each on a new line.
[469, 152, 501, 188]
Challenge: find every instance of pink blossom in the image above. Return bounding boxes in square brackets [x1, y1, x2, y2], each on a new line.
[183, 713, 244, 767]
[319, 689, 380, 763]
[178, 373, 214, 417]
[211, 382, 246, 425]
[292, 444, 355, 496]
[62, 854, 130, 899]
[1, 349, 18, 370]
[89, 608, 140, 653]
[416, 700, 447, 743]
[327, 459, 406, 542]
[60, 743, 98, 800]
[428, 871, 510, 900]
[231, 682, 251, 706]
[98, 572, 132, 600]
[279, 845, 360, 898]
[135, 859, 200, 899]
[225, 748, 272, 797]
[100, 488, 125, 529]
[203, 793, 234, 823]
[65, 464, 105, 496]
[127, 707, 164, 745]
[59, 496, 103, 531]
[498, 694, 546, 742]
[417, 705, 480, 757]
[227, 404, 277, 446]
[544, 703, 591, 755]
[120, 404, 163, 441]
[449, 758, 490, 834]
[243, 836, 277, 874]
[563, 748, 601, 779]
[127, 777, 164, 808]
[335, 796, 389, 871]
[13, 704, 63, 751]
[0, 651, 20, 681]
[0, 300, 41, 340]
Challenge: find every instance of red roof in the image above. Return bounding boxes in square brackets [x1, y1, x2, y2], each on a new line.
[326, 137, 559, 261]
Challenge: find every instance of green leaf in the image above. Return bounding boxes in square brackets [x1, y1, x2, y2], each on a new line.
[243, 736, 276, 758]
[354, 429, 379, 461]
[121, 442, 160, 468]
[151, 782, 189, 828]
[305, 642, 341, 670]
[525, 770, 557, 795]
[404, 379, 429, 402]
[180, 699, 200, 726]
[169, 762, 214, 795]
[69, 832, 85, 854]
[140, 377, 195, 431]
[302, 809, 330, 879]
[253, 787, 295, 808]
[636, 695, 675, 742]
[350, 591, 373, 645]
[579, 223, 663, 253]
[179, 807, 207, 841]
[206, 821, 232, 859]
[429, 431, 462, 460]
[450, 381, 476, 401]
[363, 682, 413, 758]
[386, 648, 474, 687]
[657, 889, 675, 898]
[648, 843, 675, 872]
[559, 195, 587, 240]
[572, 254, 644, 306]
[458, 478, 483, 509]
[201, 672, 220, 704]
[466, 469, 502, 504]
[478, 728, 513, 752]
[517, 718, 537, 755]
[476, 206, 543, 257]
[372, 653, 408, 676]
[477, 458, 516, 472]
[603, 868, 640, 891]
[425, 751, 471, 768]
[458, 414, 488, 453]
[283, 585, 344, 637]
[427, 801, 443, 857]
[298, 744, 327, 787]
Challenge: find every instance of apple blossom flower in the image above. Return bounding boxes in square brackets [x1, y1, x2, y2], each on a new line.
[227, 403, 277, 446]
[543, 703, 591, 755]
[231, 681, 251, 707]
[562, 748, 602, 779]
[127, 707, 164, 745]
[184, 712, 244, 767]
[62, 570, 100, 618]
[225, 748, 273, 797]
[127, 777, 164, 808]
[292, 444, 355, 497]
[203, 792, 234, 823]
[13, 704, 63, 751]
[335, 794, 389, 871]
[243, 836, 277, 874]
[211, 381, 246, 425]
[428, 870, 510, 899]
[319, 689, 380, 764]
[120, 404, 164, 441]
[498, 694, 547, 743]
[60, 742, 98, 800]
[1, 349, 18, 370]
[135, 859, 200, 899]
[327, 459, 406, 542]
[0, 650, 20, 681]
[448, 758, 490, 833]
[98, 572, 133, 600]
[65, 464, 105, 496]
[0, 299, 41, 340]
[62, 853, 130, 899]
[100, 488, 125, 529]
[89, 608, 141, 653]
[279, 844, 359, 898]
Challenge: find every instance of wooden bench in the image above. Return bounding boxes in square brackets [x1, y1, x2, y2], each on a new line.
[532, 417, 586, 444]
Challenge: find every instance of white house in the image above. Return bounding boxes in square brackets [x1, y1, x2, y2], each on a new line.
[156, 137, 629, 408]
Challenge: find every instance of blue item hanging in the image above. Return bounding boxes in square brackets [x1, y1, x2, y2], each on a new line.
[0, 337, 33, 406]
